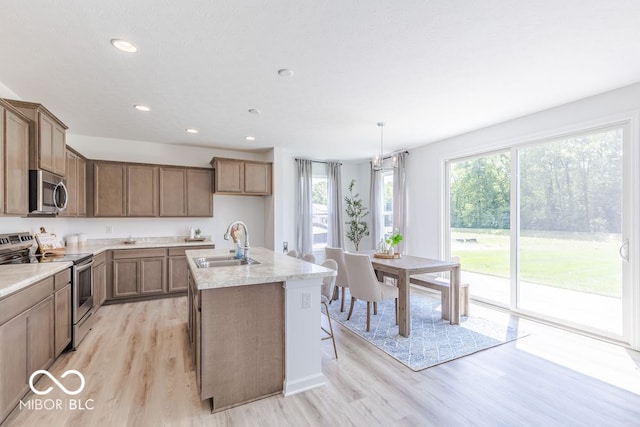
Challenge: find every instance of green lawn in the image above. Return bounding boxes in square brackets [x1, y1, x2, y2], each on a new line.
[452, 229, 622, 298]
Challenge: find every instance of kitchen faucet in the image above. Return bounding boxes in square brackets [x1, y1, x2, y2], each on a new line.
[224, 221, 250, 260]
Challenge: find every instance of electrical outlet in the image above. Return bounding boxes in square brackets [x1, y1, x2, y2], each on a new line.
[301, 292, 311, 309]
[283, 241, 288, 253]
[106, 226, 113, 234]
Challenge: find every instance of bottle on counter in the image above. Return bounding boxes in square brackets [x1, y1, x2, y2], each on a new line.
[235, 243, 243, 259]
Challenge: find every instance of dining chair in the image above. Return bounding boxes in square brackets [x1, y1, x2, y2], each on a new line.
[344, 253, 398, 332]
[301, 253, 316, 263]
[325, 247, 349, 312]
[286, 249, 299, 258]
[320, 259, 338, 358]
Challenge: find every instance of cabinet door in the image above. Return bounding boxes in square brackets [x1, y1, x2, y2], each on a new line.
[244, 162, 272, 195]
[187, 169, 213, 216]
[54, 284, 72, 356]
[214, 159, 243, 193]
[0, 106, 4, 214]
[0, 311, 28, 424]
[127, 164, 158, 216]
[4, 109, 29, 215]
[77, 157, 86, 216]
[94, 162, 127, 217]
[52, 123, 66, 176]
[93, 261, 107, 308]
[27, 295, 55, 375]
[140, 257, 166, 295]
[64, 151, 78, 216]
[168, 256, 188, 293]
[113, 258, 139, 297]
[159, 168, 187, 217]
[38, 113, 55, 173]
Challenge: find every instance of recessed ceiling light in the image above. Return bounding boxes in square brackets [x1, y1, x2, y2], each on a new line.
[186, 128, 199, 134]
[134, 104, 151, 112]
[111, 39, 138, 53]
[277, 68, 294, 77]
[248, 109, 261, 115]
[245, 136, 256, 141]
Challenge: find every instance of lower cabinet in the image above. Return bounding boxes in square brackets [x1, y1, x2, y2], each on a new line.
[111, 248, 167, 299]
[54, 285, 71, 357]
[93, 252, 107, 311]
[0, 274, 58, 424]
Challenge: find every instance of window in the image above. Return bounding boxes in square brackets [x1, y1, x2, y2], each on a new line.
[382, 170, 394, 238]
[311, 163, 328, 254]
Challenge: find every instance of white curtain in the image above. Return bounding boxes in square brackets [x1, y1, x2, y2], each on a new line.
[393, 152, 408, 254]
[327, 161, 344, 248]
[296, 159, 313, 255]
[369, 164, 384, 250]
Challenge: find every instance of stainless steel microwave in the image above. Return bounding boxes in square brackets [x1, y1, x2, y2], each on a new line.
[28, 170, 68, 214]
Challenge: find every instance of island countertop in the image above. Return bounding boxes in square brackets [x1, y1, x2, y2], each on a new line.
[186, 247, 336, 290]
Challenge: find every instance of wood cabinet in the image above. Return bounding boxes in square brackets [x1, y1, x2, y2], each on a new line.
[0, 275, 56, 424]
[53, 268, 72, 357]
[93, 252, 107, 310]
[211, 157, 272, 195]
[89, 161, 212, 217]
[1, 103, 30, 215]
[159, 167, 187, 216]
[127, 164, 158, 216]
[189, 282, 284, 412]
[63, 148, 87, 217]
[5, 99, 67, 177]
[168, 246, 212, 293]
[111, 248, 167, 299]
[90, 162, 126, 217]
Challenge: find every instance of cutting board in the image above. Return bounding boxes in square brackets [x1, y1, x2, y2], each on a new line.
[35, 228, 66, 256]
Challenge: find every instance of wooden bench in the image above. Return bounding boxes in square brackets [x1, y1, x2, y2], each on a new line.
[409, 274, 469, 320]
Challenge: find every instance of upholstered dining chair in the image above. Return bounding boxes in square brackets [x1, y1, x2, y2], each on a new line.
[320, 259, 338, 358]
[344, 253, 398, 332]
[325, 247, 349, 312]
[301, 253, 316, 263]
[286, 249, 299, 258]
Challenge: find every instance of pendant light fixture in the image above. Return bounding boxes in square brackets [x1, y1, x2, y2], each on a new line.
[372, 122, 385, 170]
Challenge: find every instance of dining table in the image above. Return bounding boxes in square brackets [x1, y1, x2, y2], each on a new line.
[364, 251, 461, 337]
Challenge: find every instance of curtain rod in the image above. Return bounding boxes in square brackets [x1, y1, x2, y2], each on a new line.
[382, 150, 410, 161]
[295, 158, 343, 165]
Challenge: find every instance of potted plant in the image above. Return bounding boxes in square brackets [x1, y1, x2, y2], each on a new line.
[386, 228, 403, 255]
[344, 179, 369, 251]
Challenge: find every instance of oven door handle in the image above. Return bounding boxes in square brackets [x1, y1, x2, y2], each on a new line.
[75, 259, 94, 273]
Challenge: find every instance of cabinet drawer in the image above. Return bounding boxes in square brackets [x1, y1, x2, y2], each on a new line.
[0, 277, 54, 326]
[168, 245, 215, 257]
[113, 248, 167, 259]
[54, 268, 71, 291]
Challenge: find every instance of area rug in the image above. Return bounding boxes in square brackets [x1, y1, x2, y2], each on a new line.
[327, 290, 529, 371]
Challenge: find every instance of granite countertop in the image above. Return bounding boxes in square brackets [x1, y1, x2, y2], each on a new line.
[0, 262, 73, 298]
[0, 237, 215, 298]
[186, 247, 336, 290]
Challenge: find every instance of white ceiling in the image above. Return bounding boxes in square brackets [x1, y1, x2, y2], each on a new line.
[1, 0, 640, 161]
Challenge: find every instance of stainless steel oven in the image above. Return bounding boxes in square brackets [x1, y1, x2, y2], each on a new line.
[73, 255, 94, 348]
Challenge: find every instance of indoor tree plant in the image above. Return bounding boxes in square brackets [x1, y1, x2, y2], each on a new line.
[344, 179, 369, 251]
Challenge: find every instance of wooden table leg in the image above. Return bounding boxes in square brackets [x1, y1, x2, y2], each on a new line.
[450, 266, 461, 325]
[398, 270, 410, 336]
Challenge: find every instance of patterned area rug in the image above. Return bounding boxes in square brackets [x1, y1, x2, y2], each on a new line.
[327, 290, 529, 371]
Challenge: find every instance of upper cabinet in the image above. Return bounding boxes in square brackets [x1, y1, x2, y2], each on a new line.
[0, 101, 30, 216]
[5, 100, 67, 177]
[62, 148, 86, 217]
[89, 160, 212, 218]
[211, 157, 272, 195]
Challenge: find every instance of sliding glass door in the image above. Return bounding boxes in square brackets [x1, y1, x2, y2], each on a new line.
[448, 124, 629, 339]
[517, 127, 624, 335]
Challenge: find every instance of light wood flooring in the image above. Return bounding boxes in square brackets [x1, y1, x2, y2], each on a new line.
[5, 291, 640, 427]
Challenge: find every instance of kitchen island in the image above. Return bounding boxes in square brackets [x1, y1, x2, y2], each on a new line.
[186, 247, 335, 412]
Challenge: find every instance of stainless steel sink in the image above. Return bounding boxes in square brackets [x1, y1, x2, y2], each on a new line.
[193, 256, 260, 268]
